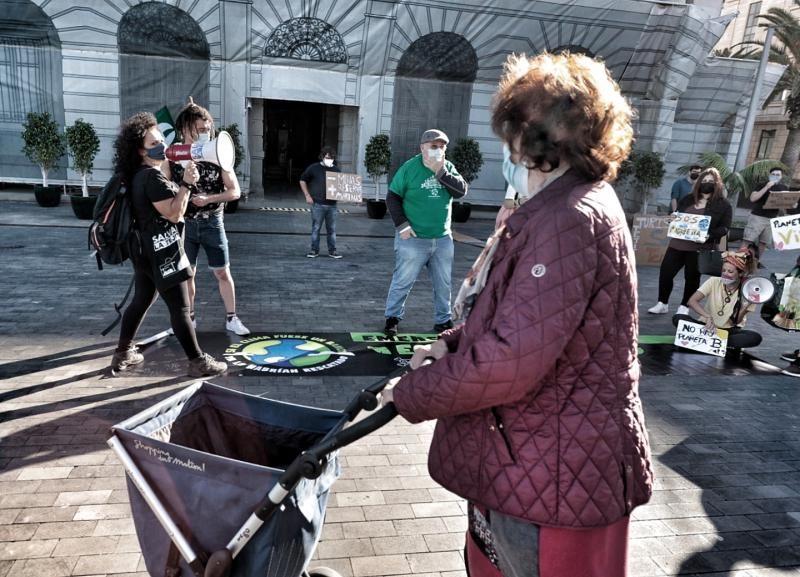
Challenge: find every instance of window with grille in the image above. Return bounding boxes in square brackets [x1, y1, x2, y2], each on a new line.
[264, 17, 347, 64]
[743, 2, 762, 43]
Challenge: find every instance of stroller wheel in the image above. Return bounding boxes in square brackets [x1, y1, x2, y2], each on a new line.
[306, 567, 342, 577]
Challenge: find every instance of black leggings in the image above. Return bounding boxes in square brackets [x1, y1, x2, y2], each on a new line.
[658, 247, 701, 306]
[672, 314, 763, 349]
[117, 260, 202, 360]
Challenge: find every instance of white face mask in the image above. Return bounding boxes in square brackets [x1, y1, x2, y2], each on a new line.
[502, 145, 529, 197]
[322, 158, 334, 167]
[769, 174, 781, 183]
[427, 148, 445, 162]
[721, 276, 738, 286]
[196, 132, 211, 145]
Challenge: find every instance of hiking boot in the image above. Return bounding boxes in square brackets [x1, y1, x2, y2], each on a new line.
[225, 315, 250, 336]
[306, 251, 319, 258]
[329, 251, 343, 259]
[111, 346, 144, 373]
[781, 363, 800, 378]
[384, 316, 400, 336]
[648, 302, 669, 314]
[188, 353, 227, 377]
[781, 349, 800, 362]
[433, 320, 454, 333]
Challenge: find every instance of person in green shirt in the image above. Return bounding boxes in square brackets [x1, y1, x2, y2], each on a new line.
[383, 129, 468, 335]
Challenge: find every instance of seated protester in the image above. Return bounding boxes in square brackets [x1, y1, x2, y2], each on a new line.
[672, 249, 762, 352]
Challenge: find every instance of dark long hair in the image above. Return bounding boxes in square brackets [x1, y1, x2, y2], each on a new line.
[112, 112, 156, 185]
[691, 167, 725, 204]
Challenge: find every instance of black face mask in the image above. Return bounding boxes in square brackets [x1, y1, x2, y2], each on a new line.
[699, 183, 714, 195]
[689, 173, 700, 181]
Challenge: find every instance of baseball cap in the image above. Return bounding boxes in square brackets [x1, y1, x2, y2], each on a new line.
[420, 129, 449, 144]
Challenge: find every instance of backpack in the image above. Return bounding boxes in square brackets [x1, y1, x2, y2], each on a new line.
[88, 174, 136, 335]
[88, 174, 134, 269]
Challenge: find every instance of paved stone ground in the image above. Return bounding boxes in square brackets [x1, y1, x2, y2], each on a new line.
[1, 191, 800, 577]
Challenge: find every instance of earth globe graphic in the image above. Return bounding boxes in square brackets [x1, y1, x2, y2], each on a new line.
[240, 339, 333, 368]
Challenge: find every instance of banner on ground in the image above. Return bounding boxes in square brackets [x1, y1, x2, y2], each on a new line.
[770, 214, 800, 251]
[326, 172, 363, 203]
[667, 213, 711, 243]
[673, 320, 728, 357]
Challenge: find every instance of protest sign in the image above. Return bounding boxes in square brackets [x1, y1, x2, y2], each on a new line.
[770, 214, 800, 251]
[631, 214, 672, 266]
[763, 191, 800, 210]
[674, 319, 728, 357]
[667, 213, 711, 243]
[326, 172, 362, 203]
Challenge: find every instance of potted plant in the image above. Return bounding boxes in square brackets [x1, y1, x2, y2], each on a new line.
[364, 134, 391, 219]
[21, 111, 66, 207]
[448, 137, 483, 222]
[218, 123, 245, 213]
[617, 150, 665, 214]
[65, 118, 101, 219]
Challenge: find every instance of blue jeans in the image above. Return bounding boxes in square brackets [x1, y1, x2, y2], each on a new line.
[310, 202, 337, 253]
[384, 234, 453, 324]
[184, 212, 229, 270]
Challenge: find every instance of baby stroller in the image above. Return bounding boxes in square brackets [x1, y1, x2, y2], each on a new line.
[108, 377, 398, 577]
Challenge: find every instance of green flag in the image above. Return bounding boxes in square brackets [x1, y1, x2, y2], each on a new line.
[155, 106, 176, 145]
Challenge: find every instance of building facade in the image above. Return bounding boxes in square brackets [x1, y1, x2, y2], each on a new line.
[0, 0, 782, 207]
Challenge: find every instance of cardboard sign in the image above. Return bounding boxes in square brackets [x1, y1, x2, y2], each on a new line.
[325, 171, 362, 203]
[674, 319, 728, 357]
[631, 215, 672, 266]
[763, 191, 800, 210]
[667, 213, 711, 243]
[770, 214, 800, 251]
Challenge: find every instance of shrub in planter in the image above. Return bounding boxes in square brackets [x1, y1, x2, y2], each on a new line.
[364, 134, 391, 219]
[65, 118, 100, 198]
[448, 137, 483, 223]
[21, 111, 66, 206]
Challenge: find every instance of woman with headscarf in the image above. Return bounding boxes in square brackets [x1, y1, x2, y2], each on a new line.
[381, 52, 653, 577]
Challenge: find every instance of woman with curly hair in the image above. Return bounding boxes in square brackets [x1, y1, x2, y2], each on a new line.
[109, 112, 226, 377]
[382, 52, 653, 576]
[648, 167, 732, 316]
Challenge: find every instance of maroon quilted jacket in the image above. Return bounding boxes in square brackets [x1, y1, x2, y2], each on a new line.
[393, 170, 653, 528]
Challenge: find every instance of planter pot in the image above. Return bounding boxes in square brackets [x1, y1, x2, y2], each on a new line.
[70, 194, 97, 220]
[366, 199, 387, 219]
[452, 201, 472, 223]
[33, 185, 62, 207]
[224, 199, 239, 214]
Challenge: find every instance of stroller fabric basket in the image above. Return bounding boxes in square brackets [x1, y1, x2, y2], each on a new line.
[110, 381, 343, 577]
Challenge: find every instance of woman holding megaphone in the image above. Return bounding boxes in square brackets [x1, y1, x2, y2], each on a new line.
[672, 248, 763, 356]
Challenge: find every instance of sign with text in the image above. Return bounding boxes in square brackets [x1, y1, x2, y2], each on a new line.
[770, 214, 800, 251]
[763, 191, 800, 210]
[667, 213, 711, 243]
[674, 319, 728, 357]
[326, 171, 362, 203]
[631, 214, 672, 266]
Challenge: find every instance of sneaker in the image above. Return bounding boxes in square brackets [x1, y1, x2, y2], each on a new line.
[781, 349, 800, 362]
[329, 251, 343, 259]
[781, 363, 800, 378]
[648, 302, 669, 314]
[111, 346, 144, 373]
[225, 315, 250, 336]
[433, 320, 454, 333]
[676, 305, 690, 316]
[306, 251, 319, 258]
[188, 353, 228, 377]
[384, 316, 400, 336]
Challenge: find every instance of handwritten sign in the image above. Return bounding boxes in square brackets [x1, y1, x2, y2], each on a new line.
[667, 213, 711, 243]
[763, 191, 800, 210]
[674, 319, 728, 357]
[631, 215, 672, 266]
[326, 171, 362, 203]
[770, 214, 800, 251]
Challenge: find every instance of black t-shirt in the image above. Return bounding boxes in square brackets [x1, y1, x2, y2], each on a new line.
[300, 162, 340, 205]
[170, 161, 224, 217]
[131, 166, 177, 227]
[751, 181, 787, 218]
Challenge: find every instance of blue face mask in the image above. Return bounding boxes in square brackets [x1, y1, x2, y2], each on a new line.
[146, 142, 166, 161]
[502, 145, 529, 197]
[196, 132, 211, 145]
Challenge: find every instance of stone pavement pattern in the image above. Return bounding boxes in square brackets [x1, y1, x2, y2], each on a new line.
[1, 195, 800, 577]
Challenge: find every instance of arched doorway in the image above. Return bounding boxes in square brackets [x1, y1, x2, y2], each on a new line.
[118, 2, 209, 122]
[0, 0, 64, 181]
[390, 32, 477, 176]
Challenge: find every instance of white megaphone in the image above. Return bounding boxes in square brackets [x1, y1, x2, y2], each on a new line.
[165, 130, 235, 172]
[742, 276, 776, 304]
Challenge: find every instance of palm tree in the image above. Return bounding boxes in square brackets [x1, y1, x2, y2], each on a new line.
[732, 3, 800, 171]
